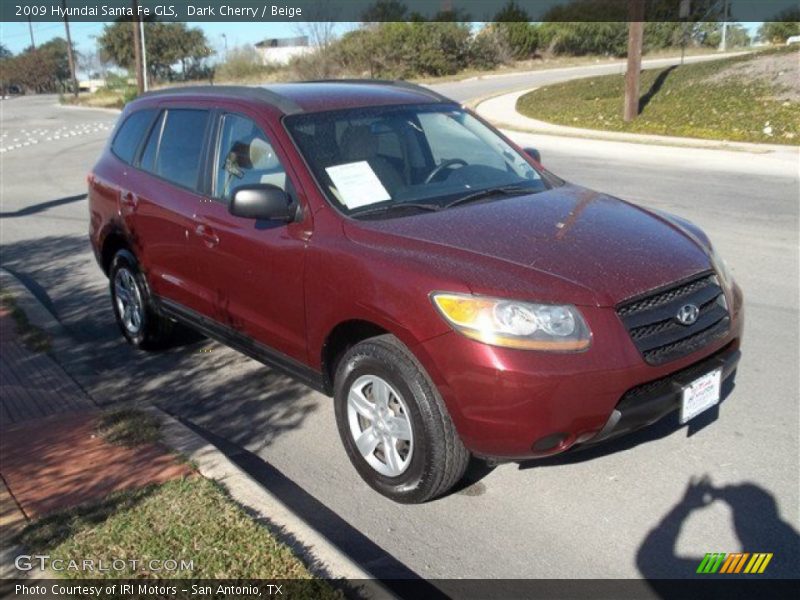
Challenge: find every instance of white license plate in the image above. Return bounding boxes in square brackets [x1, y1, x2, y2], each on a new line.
[680, 368, 722, 423]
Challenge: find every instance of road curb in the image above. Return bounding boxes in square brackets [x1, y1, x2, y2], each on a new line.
[0, 268, 393, 597]
[467, 51, 799, 155]
[473, 87, 798, 154]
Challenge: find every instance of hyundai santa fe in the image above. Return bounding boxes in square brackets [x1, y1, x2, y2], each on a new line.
[88, 81, 743, 503]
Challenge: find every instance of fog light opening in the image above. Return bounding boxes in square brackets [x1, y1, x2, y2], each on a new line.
[532, 433, 568, 453]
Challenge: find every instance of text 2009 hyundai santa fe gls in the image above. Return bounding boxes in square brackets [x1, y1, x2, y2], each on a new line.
[88, 81, 743, 503]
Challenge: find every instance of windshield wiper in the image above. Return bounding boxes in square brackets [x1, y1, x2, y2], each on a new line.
[352, 202, 441, 218]
[444, 185, 533, 210]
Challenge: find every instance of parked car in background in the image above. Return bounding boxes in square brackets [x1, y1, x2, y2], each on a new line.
[88, 81, 743, 503]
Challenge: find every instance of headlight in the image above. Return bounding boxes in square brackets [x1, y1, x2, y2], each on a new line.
[431, 292, 591, 351]
[711, 248, 734, 288]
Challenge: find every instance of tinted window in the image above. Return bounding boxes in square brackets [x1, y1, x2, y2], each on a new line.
[215, 114, 287, 201]
[156, 109, 209, 189]
[111, 109, 155, 164]
[139, 111, 164, 172]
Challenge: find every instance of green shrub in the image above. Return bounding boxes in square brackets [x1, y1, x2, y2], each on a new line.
[215, 45, 276, 82]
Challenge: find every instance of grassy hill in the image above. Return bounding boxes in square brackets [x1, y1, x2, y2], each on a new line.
[517, 48, 799, 145]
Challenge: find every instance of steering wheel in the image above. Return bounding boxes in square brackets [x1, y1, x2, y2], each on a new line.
[424, 159, 468, 184]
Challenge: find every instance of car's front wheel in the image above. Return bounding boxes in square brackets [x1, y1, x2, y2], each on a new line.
[109, 249, 173, 350]
[334, 334, 469, 503]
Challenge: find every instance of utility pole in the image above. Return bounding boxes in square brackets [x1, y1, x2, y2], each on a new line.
[62, 0, 79, 97]
[623, 0, 645, 122]
[132, 0, 144, 94]
[679, 0, 691, 65]
[719, 0, 729, 52]
[27, 17, 36, 50]
[140, 17, 148, 91]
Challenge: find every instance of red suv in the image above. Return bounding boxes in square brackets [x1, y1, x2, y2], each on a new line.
[89, 81, 743, 503]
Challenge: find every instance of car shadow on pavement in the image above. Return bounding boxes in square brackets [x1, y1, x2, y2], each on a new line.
[182, 418, 448, 595]
[516, 373, 736, 471]
[637, 476, 800, 585]
[0, 234, 321, 452]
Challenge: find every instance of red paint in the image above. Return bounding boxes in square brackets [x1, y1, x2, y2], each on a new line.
[89, 84, 743, 460]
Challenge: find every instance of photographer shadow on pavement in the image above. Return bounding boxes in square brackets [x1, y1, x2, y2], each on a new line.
[636, 475, 800, 586]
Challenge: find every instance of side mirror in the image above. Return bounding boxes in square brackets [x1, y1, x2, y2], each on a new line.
[229, 184, 294, 222]
[523, 147, 542, 163]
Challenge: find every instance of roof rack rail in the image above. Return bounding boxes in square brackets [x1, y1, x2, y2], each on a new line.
[300, 79, 452, 103]
[140, 85, 303, 115]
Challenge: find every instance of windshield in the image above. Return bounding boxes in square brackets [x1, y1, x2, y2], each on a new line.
[284, 104, 548, 218]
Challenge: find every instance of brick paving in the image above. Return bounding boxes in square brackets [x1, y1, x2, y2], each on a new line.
[1, 413, 192, 518]
[0, 307, 93, 425]
[0, 304, 191, 521]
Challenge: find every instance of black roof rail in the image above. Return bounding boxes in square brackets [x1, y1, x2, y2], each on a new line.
[139, 85, 303, 115]
[300, 79, 453, 103]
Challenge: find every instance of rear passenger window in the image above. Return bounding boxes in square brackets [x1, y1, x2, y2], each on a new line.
[111, 109, 156, 164]
[155, 109, 209, 189]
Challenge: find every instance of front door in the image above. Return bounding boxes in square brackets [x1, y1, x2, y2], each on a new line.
[193, 111, 310, 364]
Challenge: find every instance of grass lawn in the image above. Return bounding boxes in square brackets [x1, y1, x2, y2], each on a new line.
[517, 47, 800, 145]
[61, 87, 133, 109]
[0, 287, 51, 352]
[17, 477, 338, 594]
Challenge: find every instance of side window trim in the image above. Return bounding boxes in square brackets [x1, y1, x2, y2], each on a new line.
[135, 109, 166, 170]
[208, 110, 226, 204]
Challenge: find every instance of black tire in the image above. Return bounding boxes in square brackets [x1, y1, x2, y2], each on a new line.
[334, 334, 469, 503]
[109, 250, 173, 350]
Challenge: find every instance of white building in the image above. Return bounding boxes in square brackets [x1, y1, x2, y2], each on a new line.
[254, 36, 311, 66]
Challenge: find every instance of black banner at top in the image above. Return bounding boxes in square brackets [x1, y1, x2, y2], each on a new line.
[1, 0, 799, 23]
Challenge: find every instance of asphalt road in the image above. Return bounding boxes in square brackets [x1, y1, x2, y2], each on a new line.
[1, 57, 798, 585]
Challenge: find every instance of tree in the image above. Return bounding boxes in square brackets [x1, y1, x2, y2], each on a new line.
[361, 0, 407, 22]
[493, 1, 539, 59]
[0, 43, 11, 60]
[36, 37, 76, 85]
[98, 20, 212, 82]
[0, 38, 77, 93]
[696, 22, 751, 48]
[758, 8, 800, 44]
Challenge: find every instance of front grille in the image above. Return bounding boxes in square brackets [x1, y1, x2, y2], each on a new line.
[618, 342, 736, 404]
[617, 272, 730, 365]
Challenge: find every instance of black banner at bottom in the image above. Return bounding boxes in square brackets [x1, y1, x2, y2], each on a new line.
[2, 578, 799, 600]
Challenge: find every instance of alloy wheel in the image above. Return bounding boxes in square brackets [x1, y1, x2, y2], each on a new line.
[347, 374, 414, 477]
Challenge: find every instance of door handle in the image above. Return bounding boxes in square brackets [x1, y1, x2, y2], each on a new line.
[195, 224, 220, 248]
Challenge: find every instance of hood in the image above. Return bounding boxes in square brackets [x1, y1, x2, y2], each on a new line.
[347, 185, 713, 307]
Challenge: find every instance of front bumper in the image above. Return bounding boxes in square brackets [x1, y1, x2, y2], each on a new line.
[412, 297, 743, 460]
[586, 343, 740, 445]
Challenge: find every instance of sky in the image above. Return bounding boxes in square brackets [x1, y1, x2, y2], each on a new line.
[0, 21, 356, 56]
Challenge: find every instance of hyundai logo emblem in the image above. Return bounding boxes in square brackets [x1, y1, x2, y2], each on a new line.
[676, 303, 700, 326]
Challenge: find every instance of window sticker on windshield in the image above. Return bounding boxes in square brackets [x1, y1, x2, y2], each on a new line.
[325, 161, 391, 209]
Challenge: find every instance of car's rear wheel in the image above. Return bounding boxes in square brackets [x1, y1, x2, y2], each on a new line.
[334, 334, 469, 503]
[109, 250, 173, 350]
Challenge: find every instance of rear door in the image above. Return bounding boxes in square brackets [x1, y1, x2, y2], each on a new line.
[192, 109, 311, 363]
[123, 105, 213, 314]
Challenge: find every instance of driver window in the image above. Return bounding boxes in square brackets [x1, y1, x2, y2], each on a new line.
[418, 112, 505, 171]
[215, 114, 287, 202]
